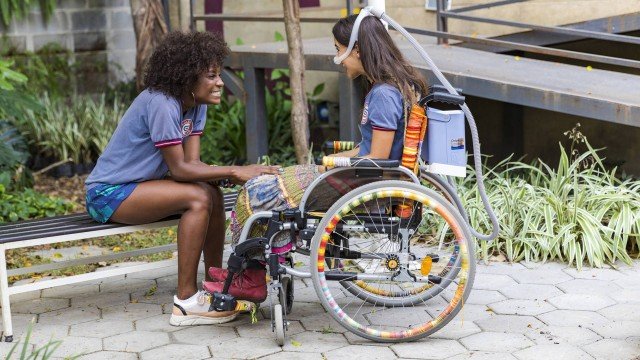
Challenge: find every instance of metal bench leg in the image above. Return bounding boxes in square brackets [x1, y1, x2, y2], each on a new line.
[0, 246, 13, 342]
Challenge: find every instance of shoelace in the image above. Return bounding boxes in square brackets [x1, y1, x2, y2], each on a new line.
[197, 291, 210, 306]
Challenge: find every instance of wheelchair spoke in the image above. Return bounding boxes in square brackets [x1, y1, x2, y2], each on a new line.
[310, 181, 475, 342]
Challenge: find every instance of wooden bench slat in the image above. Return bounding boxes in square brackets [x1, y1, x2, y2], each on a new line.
[0, 191, 239, 244]
[0, 213, 89, 231]
[0, 215, 95, 236]
[0, 196, 237, 237]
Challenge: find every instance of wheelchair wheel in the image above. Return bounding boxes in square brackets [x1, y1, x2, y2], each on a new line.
[309, 180, 475, 342]
[279, 276, 294, 314]
[273, 304, 285, 346]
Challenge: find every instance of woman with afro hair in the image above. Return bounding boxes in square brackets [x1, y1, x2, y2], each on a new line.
[85, 31, 279, 326]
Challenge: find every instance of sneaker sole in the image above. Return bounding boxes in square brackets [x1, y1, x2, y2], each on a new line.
[169, 312, 239, 326]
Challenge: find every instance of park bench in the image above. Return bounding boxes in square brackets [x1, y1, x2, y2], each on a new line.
[0, 190, 239, 342]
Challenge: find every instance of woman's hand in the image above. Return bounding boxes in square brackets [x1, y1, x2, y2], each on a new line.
[231, 165, 282, 185]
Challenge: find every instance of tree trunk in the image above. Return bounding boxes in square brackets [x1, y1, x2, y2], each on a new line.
[131, 0, 169, 92]
[282, 0, 310, 164]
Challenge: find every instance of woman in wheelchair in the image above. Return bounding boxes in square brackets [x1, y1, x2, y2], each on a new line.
[203, 13, 427, 303]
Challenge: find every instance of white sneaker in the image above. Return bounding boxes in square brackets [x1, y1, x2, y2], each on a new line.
[169, 290, 239, 326]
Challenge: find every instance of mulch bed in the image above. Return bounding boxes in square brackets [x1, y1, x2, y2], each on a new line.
[34, 174, 88, 209]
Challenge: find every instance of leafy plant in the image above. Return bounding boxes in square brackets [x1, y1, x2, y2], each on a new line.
[201, 73, 297, 165]
[201, 67, 325, 166]
[16, 94, 125, 164]
[0, 0, 56, 28]
[0, 121, 32, 190]
[3, 43, 74, 100]
[0, 184, 73, 223]
[424, 131, 640, 269]
[0, 58, 41, 120]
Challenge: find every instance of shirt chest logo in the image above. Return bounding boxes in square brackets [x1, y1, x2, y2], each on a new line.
[361, 103, 369, 125]
[181, 119, 193, 137]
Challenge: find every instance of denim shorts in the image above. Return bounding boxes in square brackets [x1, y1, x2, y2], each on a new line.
[85, 183, 138, 223]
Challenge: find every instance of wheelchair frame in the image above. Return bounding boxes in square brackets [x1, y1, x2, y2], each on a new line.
[212, 163, 475, 345]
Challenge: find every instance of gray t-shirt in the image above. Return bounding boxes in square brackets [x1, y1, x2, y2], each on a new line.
[85, 89, 207, 189]
[358, 83, 405, 160]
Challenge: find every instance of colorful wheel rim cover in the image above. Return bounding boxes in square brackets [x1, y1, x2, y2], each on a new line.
[316, 188, 470, 340]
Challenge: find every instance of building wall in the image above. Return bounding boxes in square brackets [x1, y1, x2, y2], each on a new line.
[0, 0, 136, 87]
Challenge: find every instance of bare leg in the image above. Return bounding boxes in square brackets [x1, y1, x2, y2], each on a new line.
[199, 183, 226, 281]
[110, 180, 224, 299]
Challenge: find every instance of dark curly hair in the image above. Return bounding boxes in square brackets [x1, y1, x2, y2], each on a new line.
[143, 31, 230, 99]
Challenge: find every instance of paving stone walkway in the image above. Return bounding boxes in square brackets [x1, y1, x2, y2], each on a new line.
[1, 258, 639, 360]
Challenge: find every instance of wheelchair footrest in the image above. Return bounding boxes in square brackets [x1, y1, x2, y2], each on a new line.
[210, 291, 238, 312]
[234, 237, 268, 257]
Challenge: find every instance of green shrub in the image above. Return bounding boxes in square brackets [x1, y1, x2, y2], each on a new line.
[3, 43, 73, 100]
[0, 0, 56, 27]
[201, 68, 323, 166]
[427, 136, 640, 269]
[0, 184, 74, 223]
[0, 58, 41, 123]
[16, 94, 126, 164]
[0, 121, 32, 190]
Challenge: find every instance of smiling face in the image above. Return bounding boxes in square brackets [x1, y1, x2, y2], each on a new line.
[192, 66, 224, 105]
[334, 39, 366, 80]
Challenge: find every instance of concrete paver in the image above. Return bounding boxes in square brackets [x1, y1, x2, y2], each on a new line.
[140, 344, 211, 360]
[103, 330, 171, 352]
[324, 345, 397, 360]
[447, 352, 518, 360]
[459, 332, 534, 352]
[524, 325, 602, 346]
[474, 315, 545, 334]
[209, 337, 282, 359]
[509, 269, 572, 285]
[557, 278, 623, 296]
[589, 321, 640, 339]
[11, 298, 70, 314]
[172, 324, 238, 345]
[537, 310, 610, 327]
[583, 338, 640, 360]
[69, 319, 134, 338]
[77, 351, 138, 360]
[488, 299, 555, 316]
[499, 284, 563, 301]
[547, 293, 615, 311]
[47, 335, 103, 358]
[513, 344, 593, 360]
[472, 274, 518, 290]
[100, 302, 162, 321]
[2, 259, 639, 359]
[391, 338, 467, 359]
[598, 303, 640, 322]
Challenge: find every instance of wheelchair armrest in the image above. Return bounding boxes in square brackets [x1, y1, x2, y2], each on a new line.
[317, 156, 400, 168]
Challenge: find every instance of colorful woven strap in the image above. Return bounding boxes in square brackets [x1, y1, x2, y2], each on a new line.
[401, 104, 428, 173]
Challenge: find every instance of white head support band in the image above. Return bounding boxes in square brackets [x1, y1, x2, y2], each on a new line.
[333, 6, 384, 65]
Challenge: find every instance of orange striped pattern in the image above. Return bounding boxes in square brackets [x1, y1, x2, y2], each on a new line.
[401, 104, 428, 172]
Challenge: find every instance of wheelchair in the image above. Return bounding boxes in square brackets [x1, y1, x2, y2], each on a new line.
[211, 88, 476, 344]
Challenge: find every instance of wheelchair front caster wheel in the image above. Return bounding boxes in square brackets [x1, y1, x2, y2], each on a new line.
[273, 304, 285, 346]
[279, 276, 294, 314]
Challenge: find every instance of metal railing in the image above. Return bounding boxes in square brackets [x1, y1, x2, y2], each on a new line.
[434, 0, 640, 69]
